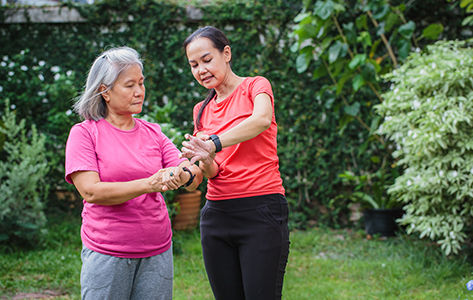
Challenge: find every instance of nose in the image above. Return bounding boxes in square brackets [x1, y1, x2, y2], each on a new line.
[134, 84, 145, 97]
[198, 65, 207, 75]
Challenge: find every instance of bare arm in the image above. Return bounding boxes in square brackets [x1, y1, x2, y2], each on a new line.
[218, 92, 272, 148]
[70, 170, 170, 206]
[181, 93, 273, 168]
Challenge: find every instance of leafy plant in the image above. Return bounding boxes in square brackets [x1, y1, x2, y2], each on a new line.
[339, 167, 399, 210]
[0, 100, 49, 245]
[375, 39, 473, 255]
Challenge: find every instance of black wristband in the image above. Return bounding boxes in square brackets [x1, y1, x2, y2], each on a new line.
[209, 134, 222, 153]
[182, 167, 196, 187]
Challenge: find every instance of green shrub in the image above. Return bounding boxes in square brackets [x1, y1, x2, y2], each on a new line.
[375, 39, 473, 255]
[0, 100, 49, 245]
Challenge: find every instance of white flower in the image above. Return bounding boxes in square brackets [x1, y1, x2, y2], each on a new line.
[8, 71, 14, 76]
[406, 180, 412, 186]
[2, 56, 8, 61]
[10, 104, 16, 109]
[439, 170, 444, 177]
[8, 62, 14, 68]
[431, 62, 436, 69]
[51, 66, 60, 73]
[38, 60, 46, 67]
[0, 86, 3, 92]
[66, 70, 73, 77]
[450, 171, 458, 178]
[20, 65, 28, 71]
[450, 231, 455, 239]
[38, 91, 46, 96]
[42, 98, 48, 103]
[0, 61, 6, 67]
[66, 110, 72, 116]
[162, 95, 169, 104]
[54, 73, 61, 81]
[412, 100, 421, 109]
[470, 168, 473, 174]
[189, 81, 195, 87]
[20, 50, 25, 55]
[38, 74, 45, 81]
[415, 48, 421, 53]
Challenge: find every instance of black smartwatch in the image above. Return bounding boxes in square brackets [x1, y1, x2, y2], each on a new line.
[182, 167, 196, 187]
[209, 134, 222, 153]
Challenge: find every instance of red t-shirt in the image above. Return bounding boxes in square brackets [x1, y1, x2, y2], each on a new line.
[193, 76, 285, 200]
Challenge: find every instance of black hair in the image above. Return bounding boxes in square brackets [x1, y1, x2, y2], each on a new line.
[183, 26, 231, 130]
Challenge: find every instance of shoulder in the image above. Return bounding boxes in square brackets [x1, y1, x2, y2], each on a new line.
[246, 76, 271, 87]
[134, 118, 163, 133]
[70, 119, 97, 135]
[193, 100, 205, 114]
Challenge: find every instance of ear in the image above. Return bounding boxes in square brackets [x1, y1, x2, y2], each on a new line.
[100, 84, 110, 102]
[223, 45, 232, 63]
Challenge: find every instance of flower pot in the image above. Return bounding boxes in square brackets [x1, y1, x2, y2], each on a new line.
[363, 208, 404, 237]
[172, 190, 202, 231]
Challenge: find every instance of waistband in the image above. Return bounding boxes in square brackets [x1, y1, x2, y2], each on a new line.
[205, 193, 286, 212]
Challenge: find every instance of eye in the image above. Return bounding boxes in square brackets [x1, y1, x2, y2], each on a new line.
[204, 58, 212, 63]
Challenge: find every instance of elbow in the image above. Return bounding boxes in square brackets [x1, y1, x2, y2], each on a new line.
[260, 118, 271, 131]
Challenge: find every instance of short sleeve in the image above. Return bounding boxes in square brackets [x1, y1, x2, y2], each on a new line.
[192, 102, 204, 135]
[159, 131, 187, 168]
[65, 124, 99, 184]
[249, 76, 274, 105]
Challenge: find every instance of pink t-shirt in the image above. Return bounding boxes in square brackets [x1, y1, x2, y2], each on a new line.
[65, 118, 185, 258]
[193, 76, 285, 200]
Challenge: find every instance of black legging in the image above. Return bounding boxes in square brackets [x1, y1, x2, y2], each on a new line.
[200, 194, 290, 300]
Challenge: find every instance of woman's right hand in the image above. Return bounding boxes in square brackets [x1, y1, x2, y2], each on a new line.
[181, 134, 216, 164]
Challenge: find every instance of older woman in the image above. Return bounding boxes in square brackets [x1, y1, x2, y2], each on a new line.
[65, 46, 202, 300]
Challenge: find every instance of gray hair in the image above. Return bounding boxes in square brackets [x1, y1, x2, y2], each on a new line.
[73, 46, 143, 120]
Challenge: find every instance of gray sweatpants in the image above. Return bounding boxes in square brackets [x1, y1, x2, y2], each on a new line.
[80, 245, 173, 300]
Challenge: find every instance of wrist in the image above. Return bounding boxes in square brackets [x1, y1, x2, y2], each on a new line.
[209, 134, 222, 153]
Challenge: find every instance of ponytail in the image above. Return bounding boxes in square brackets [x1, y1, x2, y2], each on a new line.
[196, 89, 216, 130]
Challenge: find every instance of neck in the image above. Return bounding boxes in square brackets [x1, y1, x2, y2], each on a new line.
[105, 113, 135, 130]
[214, 71, 244, 103]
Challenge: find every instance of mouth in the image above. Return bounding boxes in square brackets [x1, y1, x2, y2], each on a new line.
[201, 75, 213, 84]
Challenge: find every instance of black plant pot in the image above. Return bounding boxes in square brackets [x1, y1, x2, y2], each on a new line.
[363, 208, 404, 237]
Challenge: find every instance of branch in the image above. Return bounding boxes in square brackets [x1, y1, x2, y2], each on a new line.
[367, 10, 398, 67]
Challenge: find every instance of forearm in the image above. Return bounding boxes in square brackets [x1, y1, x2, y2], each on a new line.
[79, 178, 156, 206]
[219, 114, 271, 148]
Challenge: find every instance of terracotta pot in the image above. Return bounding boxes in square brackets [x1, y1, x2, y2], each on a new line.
[172, 190, 202, 230]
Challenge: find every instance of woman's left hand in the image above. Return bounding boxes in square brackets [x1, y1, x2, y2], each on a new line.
[181, 134, 216, 164]
[153, 167, 186, 190]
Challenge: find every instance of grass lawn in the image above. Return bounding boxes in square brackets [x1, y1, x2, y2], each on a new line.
[1, 213, 472, 299]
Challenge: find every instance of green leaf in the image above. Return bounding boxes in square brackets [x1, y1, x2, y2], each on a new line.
[398, 21, 416, 39]
[372, 4, 390, 19]
[296, 52, 312, 73]
[357, 31, 372, 47]
[314, 0, 335, 20]
[348, 54, 367, 69]
[352, 74, 365, 91]
[422, 23, 444, 40]
[312, 64, 328, 80]
[344, 101, 360, 116]
[328, 40, 344, 63]
[385, 12, 400, 32]
[355, 14, 368, 30]
[294, 12, 310, 23]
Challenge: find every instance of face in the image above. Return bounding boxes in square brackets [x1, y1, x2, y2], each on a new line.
[101, 64, 145, 116]
[186, 37, 231, 89]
